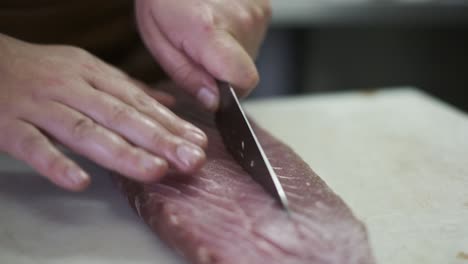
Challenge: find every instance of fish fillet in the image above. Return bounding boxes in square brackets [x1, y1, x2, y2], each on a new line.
[117, 92, 375, 264]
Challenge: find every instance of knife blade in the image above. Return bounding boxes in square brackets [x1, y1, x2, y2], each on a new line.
[215, 81, 290, 212]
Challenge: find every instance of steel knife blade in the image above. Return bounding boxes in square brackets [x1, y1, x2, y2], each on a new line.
[215, 81, 289, 212]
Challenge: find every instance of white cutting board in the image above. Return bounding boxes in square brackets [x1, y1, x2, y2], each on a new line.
[0, 88, 467, 264]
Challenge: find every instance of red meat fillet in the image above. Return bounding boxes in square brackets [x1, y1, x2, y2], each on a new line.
[117, 92, 375, 264]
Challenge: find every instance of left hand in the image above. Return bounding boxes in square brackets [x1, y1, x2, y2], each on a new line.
[135, 0, 271, 110]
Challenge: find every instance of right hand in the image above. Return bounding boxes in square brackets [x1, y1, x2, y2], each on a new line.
[135, 0, 271, 110]
[0, 34, 207, 191]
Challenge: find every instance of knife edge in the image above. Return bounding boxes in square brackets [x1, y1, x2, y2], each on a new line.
[215, 82, 290, 212]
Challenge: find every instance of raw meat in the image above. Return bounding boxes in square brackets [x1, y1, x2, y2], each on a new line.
[117, 92, 375, 264]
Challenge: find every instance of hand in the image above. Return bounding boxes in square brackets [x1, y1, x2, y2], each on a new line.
[0, 34, 207, 191]
[135, 0, 271, 110]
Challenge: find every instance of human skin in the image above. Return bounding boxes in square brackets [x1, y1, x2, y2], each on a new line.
[0, 0, 271, 191]
[0, 34, 207, 191]
[135, 0, 271, 110]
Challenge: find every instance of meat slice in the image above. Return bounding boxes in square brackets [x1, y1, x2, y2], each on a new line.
[117, 92, 375, 264]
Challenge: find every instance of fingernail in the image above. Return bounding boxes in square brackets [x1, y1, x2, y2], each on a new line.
[183, 130, 207, 147]
[67, 168, 89, 186]
[176, 144, 205, 169]
[197, 88, 218, 110]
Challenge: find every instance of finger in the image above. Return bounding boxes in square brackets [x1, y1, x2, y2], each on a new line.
[214, 1, 268, 58]
[150, 3, 260, 97]
[136, 8, 220, 110]
[186, 29, 259, 97]
[22, 102, 171, 181]
[83, 62, 177, 108]
[239, 0, 272, 54]
[76, 47, 177, 108]
[84, 74, 207, 148]
[3, 120, 90, 191]
[50, 85, 206, 172]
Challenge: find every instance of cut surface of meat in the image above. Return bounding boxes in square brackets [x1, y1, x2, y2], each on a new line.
[117, 91, 375, 264]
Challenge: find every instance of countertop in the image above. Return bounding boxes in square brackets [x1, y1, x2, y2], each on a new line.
[1, 88, 467, 264]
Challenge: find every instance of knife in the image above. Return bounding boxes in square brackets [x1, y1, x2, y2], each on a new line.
[215, 81, 290, 212]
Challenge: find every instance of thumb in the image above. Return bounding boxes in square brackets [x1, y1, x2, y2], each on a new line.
[184, 30, 259, 98]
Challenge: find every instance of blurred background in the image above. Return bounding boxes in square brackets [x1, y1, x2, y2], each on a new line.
[251, 0, 468, 112]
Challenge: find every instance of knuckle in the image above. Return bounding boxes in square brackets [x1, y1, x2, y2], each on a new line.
[133, 93, 153, 110]
[16, 134, 67, 181]
[150, 132, 164, 149]
[238, 3, 272, 28]
[171, 117, 188, 132]
[107, 104, 135, 127]
[71, 117, 95, 140]
[151, 105, 187, 135]
[157, 106, 178, 125]
[80, 61, 100, 75]
[166, 119, 185, 136]
[151, 132, 176, 153]
[67, 46, 91, 61]
[16, 133, 44, 161]
[238, 10, 255, 29]
[113, 147, 129, 161]
[44, 155, 65, 177]
[197, 11, 216, 35]
[34, 77, 71, 101]
[112, 145, 137, 165]
[171, 63, 196, 88]
[260, 1, 273, 21]
[62, 46, 99, 74]
[29, 87, 46, 102]
[41, 76, 68, 90]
